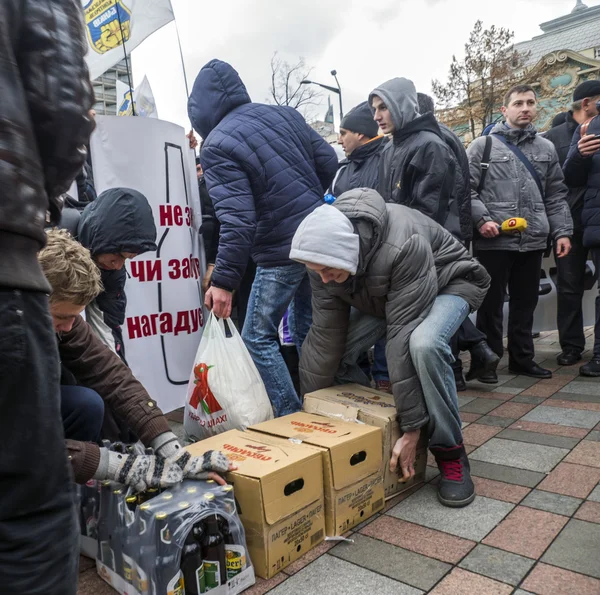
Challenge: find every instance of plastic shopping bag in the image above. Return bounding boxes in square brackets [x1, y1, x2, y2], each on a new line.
[184, 313, 273, 440]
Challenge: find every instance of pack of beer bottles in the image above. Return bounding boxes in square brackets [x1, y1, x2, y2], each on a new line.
[94, 478, 255, 595]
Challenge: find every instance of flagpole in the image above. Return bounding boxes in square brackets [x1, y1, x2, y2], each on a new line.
[115, 5, 137, 116]
[173, 19, 190, 98]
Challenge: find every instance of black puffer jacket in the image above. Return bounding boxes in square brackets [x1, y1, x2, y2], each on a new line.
[78, 188, 157, 363]
[544, 111, 585, 231]
[371, 78, 464, 241]
[331, 136, 385, 197]
[0, 0, 94, 292]
[563, 114, 600, 246]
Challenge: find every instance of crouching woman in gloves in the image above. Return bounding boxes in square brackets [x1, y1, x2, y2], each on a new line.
[39, 229, 235, 490]
[291, 189, 490, 508]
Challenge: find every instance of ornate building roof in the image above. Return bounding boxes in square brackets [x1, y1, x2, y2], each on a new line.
[515, 1, 600, 65]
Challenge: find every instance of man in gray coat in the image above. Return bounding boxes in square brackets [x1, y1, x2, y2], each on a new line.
[467, 84, 573, 381]
[291, 189, 490, 508]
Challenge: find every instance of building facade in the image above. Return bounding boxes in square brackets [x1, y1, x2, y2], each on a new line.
[92, 58, 133, 115]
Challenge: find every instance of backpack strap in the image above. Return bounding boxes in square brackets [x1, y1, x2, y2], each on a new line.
[477, 135, 492, 195]
[492, 133, 545, 199]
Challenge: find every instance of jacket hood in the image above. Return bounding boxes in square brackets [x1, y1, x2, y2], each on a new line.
[369, 78, 419, 131]
[333, 188, 388, 277]
[78, 188, 157, 256]
[392, 111, 442, 144]
[188, 59, 252, 138]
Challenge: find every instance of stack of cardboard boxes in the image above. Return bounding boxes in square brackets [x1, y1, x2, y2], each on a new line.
[186, 384, 427, 580]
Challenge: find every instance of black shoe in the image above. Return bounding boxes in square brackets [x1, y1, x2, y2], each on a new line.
[454, 373, 467, 392]
[557, 350, 582, 366]
[580, 358, 600, 377]
[508, 363, 552, 379]
[477, 370, 498, 384]
[430, 444, 475, 508]
[465, 341, 500, 381]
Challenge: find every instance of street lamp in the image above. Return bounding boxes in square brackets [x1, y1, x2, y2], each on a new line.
[301, 70, 343, 122]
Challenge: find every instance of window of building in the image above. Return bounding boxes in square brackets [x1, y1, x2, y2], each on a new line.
[595, 47, 600, 59]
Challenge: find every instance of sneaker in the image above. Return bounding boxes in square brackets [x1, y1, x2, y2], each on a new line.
[375, 379, 392, 394]
[430, 444, 475, 508]
[557, 350, 582, 366]
[580, 357, 600, 377]
[465, 341, 500, 381]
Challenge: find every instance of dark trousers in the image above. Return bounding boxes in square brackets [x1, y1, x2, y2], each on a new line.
[591, 249, 600, 357]
[450, 318, 487, 373]
[0, 290, 78, 594]
[61, 385, 105, 442]
[556, 231, 588, 354]
[476, 250, 544, 368]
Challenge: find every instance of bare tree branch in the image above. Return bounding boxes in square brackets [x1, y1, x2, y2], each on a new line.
[267, 52, 323, 119]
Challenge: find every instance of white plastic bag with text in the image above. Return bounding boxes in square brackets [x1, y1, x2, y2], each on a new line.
[184, 313, 273, 439]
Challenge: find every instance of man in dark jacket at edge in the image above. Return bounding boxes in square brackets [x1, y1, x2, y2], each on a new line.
[563, 80, 600, 376]
[293, 189, 490, 507]
[370, 79, 499, 389]
[188, 59, 338, 417]
[0, 1, 94, 592]
[330, 101, 391, 392]
[545, 81, 598, 371]
[40, 229, 232, 489]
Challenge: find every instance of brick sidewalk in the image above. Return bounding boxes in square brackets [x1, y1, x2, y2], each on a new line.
[78, 329, 600, 595]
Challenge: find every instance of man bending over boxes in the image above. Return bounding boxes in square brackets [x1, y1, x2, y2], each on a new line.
[291, 189, 490, 507]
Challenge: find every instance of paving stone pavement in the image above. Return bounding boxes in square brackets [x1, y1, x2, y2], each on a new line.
[78, 330, 600, 594]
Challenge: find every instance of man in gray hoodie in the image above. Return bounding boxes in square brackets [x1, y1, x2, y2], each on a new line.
[292, 189, 490, 508]
[370, 78, 499, 388]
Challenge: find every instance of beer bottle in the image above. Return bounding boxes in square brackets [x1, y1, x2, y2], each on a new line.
[83, 495, 98, 539]
[219, 515, 246, 580]
[201, 514, 227, 589]
[110, 488, 125, 580]
[136, 503, 153, 595]
[155, 510, 185, 595]
[121, 496, 140, 586]
[181, 524, 205, 595]
[97, 481, 116, 571]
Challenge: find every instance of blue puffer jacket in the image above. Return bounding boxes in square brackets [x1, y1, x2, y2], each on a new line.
[188, 59, 338, 291]
[563, 115, 600, 247]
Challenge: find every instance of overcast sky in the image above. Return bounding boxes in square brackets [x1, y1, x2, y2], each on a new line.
[131, 0, 591, 134]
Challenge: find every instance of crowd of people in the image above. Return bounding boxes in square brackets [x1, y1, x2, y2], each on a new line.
[2, 1, 600, 592]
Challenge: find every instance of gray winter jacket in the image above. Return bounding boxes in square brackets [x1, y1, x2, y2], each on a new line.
[467, 123, 572, 251]
[299, 189, 490, 432]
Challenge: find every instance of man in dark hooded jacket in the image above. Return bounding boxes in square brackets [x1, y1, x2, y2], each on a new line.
[293, 189, 490, 507]
[0, 1, 94, 591]
[78, 188, 158, 367]
[188, 59, 338, 417]
[371, 79, 498, 388]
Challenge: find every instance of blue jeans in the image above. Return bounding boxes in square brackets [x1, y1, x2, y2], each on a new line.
[242, 264, 312, 416]
[335, 295, 469, 448]
[372, 338, 389, 382]
[60, 385, 105, 442]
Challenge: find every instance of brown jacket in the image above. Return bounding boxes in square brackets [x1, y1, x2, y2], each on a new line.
[61, 316, 170, 483]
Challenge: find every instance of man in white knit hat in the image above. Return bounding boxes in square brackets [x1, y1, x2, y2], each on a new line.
[291, 188, 490, 508]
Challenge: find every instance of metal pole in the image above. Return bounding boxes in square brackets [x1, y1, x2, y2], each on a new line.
[332, 72, 343, 120]
[174, 19, 191, 98]
[115, 6, 136, 116]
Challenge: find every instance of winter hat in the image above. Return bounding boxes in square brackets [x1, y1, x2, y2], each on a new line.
[290, 205, 360, 275]
[573, 80, 600, 102]
[340, 101, 379, 138]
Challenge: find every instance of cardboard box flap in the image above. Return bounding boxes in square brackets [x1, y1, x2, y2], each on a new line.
[186, 430, 322, 525]
[250, 413, 382, 490]
[305, 385, 397, 422]
[301, 398, 361, 424]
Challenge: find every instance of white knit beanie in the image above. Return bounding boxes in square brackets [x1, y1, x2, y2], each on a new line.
[290, 204, 360, 275]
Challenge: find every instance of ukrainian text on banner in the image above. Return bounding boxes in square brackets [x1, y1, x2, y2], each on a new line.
[82, 0, 174, 81]
[90, 116, 205, 412]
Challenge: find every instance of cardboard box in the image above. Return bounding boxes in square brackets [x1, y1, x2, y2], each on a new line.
[303, 384, 427, 498]
[249, 412, 385, 536]
[186, 430, 325, 579]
